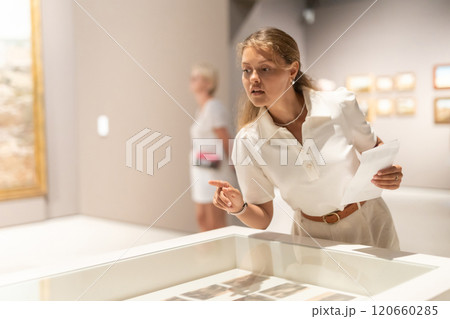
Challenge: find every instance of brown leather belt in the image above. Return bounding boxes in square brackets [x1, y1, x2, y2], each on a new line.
[301, 201, 366, 224]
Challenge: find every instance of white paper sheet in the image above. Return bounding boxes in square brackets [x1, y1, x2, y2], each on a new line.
[341, 140, 400, 205]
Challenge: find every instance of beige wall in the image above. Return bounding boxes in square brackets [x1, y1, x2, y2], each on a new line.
[75, 0, 229, 233]
[304, 0, 450, 189]
[0, 0, 78, 228]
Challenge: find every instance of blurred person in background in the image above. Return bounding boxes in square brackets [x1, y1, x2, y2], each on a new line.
[189, 62, 238, 232]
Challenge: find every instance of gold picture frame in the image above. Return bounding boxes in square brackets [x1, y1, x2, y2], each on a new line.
[0, 0, 47, 201]
[434, 97, 450, 124]
[395, 97, 416, 116]
[346, 74, 373, 93]
[375, 76, 394, 92]
[433, 64, 450, 90]
[375, 98, 395, 116]
[395, 72, 416, 91]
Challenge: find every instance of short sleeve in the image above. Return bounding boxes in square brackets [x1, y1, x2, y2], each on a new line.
[339, 89, 377, 152]
[204, 100, 229, 129]
[232, 128, 275, 204]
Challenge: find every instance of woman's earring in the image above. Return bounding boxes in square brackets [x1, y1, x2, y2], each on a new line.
[291, 79, 295, 85]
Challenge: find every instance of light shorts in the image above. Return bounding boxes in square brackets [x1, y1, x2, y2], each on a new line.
[291, 197, 400, 250]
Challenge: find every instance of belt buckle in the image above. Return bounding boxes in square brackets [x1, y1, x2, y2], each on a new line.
[322, 212, 340, 224]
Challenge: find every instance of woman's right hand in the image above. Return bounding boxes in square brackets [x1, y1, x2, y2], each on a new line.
[208, 180, 244, 213]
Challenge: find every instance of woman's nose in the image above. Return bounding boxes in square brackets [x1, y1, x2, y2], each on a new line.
[250, 70, 260, 83]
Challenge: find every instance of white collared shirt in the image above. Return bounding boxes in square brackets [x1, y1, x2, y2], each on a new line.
[231, 86, 377, 216]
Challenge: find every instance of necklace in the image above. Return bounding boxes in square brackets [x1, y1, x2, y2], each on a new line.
[273, 102, 306, 127]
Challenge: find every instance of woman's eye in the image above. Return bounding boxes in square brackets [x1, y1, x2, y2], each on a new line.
[262, 67, 270, 72]
[242, 69, 251, 73]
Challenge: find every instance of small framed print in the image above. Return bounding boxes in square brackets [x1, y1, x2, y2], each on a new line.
[346, 74, 373, 93]
[396, 97, 416, 115]
[375, 76, 394, 91]
[434, 64, 450, 89]
[395, 72, 416, 91]
[434, 97, 450, 124]
[376, 98, 395, 116]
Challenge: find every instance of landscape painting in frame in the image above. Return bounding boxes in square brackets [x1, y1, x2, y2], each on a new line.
[0, 0, 46, 201]
[346, 74, 373, 93]
[434, 97, 450, 124]
[396, 97, 416, 116]
[395, 72, 415, 91]
[375, 76, 394, 92]
[434, 64, 450, 89]
[376, 98, 395, 116]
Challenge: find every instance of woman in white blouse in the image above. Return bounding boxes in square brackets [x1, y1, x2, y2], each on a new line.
[209, 28, 402, 249]
[189, 63, 237, 232]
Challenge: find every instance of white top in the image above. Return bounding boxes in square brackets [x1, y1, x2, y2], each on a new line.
[231, 86, 377, 216]
[190, 98, 231, 152]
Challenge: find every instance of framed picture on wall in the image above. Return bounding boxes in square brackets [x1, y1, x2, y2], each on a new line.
[375, 76, 394, 92]
[376, 98, 395, 116]
[434, 97, 450, 124]
[433, 64, 450, 89]
[346, 74, 373, 93]
[0, 0, 47, 201]
[396, 97, 416, 115]
[395, 72, 416, 91]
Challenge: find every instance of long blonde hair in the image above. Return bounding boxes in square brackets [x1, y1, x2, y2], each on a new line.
[236, 27, 315, 129]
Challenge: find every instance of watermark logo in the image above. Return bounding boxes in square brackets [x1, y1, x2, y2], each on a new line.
[192, 137, 325, 167]
[126, 128, 172, 175]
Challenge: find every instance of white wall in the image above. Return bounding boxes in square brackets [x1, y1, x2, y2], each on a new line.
[383, 187, 450, 257]
[74, 0, 230, 233]
[41, 0, 79, 219]
[304, 0, 450, 189]
[0, 0, 78, 228]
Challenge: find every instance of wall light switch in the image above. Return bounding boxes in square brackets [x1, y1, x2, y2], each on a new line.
[97, 115, 109, 137]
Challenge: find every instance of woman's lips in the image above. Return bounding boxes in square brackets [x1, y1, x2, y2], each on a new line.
[251, 89, 265, 96]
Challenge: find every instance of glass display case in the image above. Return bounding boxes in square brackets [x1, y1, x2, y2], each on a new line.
[0, 226, 449, 301]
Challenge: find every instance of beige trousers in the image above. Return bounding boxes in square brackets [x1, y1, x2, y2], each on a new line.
[292, 197, 400, 250]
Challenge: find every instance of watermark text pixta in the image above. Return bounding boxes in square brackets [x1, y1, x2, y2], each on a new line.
[192, 138, 325, 166]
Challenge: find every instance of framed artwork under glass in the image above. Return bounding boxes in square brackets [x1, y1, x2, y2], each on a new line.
[395, 72, 416, 91]
[346, 74, 373, 93]
[434, 97, 450, 124]
[0, 0, 46, 201]
[396, 97, 416, 116]
[433, 64, 450, 89]
[375, 76, 394, 92]
[376, 98, 395, 116]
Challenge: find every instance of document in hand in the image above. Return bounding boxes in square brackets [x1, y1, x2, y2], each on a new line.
[341, 140, 400, 205]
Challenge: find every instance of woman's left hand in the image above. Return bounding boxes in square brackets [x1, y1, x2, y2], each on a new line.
[371, 164, 403, 190]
